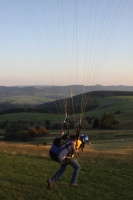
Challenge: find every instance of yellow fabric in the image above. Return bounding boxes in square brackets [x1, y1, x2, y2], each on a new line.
[67, 139, 82, 158]
[76, 139, 82, 149]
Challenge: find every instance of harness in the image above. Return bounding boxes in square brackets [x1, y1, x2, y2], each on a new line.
[49, 136, 85, 164]
[49, 137, 74, 163]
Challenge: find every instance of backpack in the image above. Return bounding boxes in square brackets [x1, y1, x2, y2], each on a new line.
[49, 137, 74, 163]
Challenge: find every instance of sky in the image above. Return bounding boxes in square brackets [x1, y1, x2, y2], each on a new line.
[0, 0, 133, 86]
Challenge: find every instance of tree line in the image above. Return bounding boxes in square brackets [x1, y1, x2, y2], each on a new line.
[0, 112, 119, 142]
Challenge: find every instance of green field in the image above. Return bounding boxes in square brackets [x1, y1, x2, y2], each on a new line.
[0, 140, 133, 200]
[0, 95, 133, 119]
[0, 95, 133, 199]
[1, 95, 54, 105]
[0, 112, 61, 122]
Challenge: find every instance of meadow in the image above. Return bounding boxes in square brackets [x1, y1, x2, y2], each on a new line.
[0, 140, 133, 200]
[0, 95, 133, 199]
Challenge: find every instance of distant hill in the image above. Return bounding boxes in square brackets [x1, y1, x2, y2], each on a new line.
[0, 85, 133, 98]
[1, 90, 133, 115]
[0, 85, 133, 109]
[36, 90, 133, 114]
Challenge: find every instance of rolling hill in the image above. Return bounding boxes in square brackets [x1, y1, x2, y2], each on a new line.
[0, 89, 133, 115]
[0, 85, 133, 106]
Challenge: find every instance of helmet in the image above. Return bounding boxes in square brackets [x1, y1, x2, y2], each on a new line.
[80, 134, 89, 142]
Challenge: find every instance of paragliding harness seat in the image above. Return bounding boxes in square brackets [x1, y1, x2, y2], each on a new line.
[49, 135, 85, 164]
[49, 137, 74, 164]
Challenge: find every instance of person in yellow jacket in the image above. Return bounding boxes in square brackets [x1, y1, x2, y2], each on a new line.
[47, 134, 88, 189]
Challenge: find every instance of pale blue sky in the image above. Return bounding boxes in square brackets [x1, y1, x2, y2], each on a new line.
[0, 0, 132, 86]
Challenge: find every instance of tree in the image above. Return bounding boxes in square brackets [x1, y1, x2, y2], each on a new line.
[52, 123, 62, 130]
[100, 113, 118, 129]
[86, 116, 94, 124]
[29, 127, 38, 137]
[92, 118, 99, 129]
[45, 120, 51, 130]
[38, 127, 49, 136]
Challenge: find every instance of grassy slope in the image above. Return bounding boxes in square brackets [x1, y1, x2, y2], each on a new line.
[0, 112, 61, 122]
[0, 95, 132, 121]
[0, 143, 133, 200]
[87, 96, 133, 117]
[0, 95, 133, 199]
[1, 95, 54, 105]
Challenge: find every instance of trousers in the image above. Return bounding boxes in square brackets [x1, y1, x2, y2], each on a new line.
[51, 158, 81, 184]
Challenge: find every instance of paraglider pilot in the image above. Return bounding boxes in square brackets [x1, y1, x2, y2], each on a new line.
[47, 134, 89, 188]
